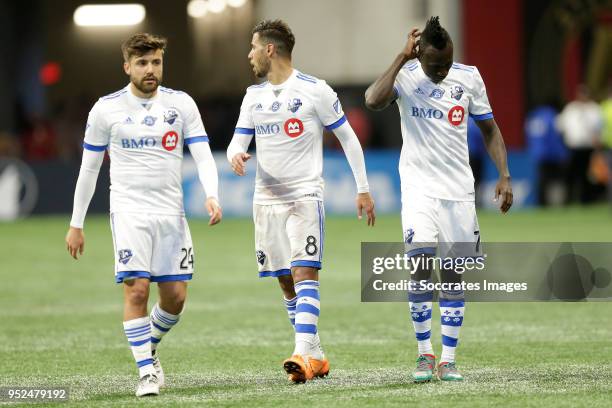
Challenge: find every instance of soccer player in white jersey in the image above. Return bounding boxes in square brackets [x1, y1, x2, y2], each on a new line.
[365, 17, 513, 382]
[227, 20, 375, 383]
[64, 33, 222, 397]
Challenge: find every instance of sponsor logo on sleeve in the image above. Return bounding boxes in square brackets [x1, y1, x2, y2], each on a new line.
[333, 99, 342, 114]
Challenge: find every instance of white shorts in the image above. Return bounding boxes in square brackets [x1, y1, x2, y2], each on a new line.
[401, 193, 481, 258]
[110, 212, 194, 283]
[253, 201, 325, 278]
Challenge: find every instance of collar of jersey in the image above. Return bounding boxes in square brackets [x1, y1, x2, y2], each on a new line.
[269, 68, 298, 92]
[125, 83, 160, 109]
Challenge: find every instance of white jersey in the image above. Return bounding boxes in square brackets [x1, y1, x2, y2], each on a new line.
[235, 69, 346, 205]
[394, 59, 493, 201]
[84, 84, 208, 214]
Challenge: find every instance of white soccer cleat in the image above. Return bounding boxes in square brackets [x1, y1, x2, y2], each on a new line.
[135, 373, 159, 397]
[153, 355, 165, 387]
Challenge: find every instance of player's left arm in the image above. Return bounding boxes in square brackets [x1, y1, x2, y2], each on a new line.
[183, 95, 222, 225]
[188, 142, 222, 225]
[470, 67, 512, 213]
[315, 81, 375, 225]
[332, 123, 376, 226]
[476, 118, 513, 213]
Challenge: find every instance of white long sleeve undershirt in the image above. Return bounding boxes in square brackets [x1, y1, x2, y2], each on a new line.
[69, 149, 104, 228]
[332, 122, 370, 193]
[188, 141, 219, 201]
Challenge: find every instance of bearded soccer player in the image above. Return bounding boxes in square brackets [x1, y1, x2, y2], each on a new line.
[227, 20, 375, 383]
[365, 17, 513, 382]
[65, 33, 222, 396]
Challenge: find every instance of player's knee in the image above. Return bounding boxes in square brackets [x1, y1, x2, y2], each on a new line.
[292, 267, 318, 283]
[278, 275, 296, 297]
[124, 280, 150, 306]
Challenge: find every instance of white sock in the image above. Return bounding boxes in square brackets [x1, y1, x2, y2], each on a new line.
[150, 303, 181, 355]
[123, 316, 155, 377]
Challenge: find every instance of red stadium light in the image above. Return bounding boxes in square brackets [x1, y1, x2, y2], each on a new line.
[39, 62, 62, 86]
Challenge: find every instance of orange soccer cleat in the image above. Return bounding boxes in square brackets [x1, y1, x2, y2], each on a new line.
[283, 355, 330, 383]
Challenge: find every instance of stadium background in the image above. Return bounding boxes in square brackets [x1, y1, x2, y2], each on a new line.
[1, 0, 612, 407]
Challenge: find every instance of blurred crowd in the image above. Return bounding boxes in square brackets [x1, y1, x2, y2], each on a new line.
[524, 84, 612, 206]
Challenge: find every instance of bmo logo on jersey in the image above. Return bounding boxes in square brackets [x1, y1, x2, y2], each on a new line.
[448, 106, 465, 126]
[411, 107, 443, 120]
[162, 131, 178, 151]
[255, 123, 281, 135]
[284, 118, 304, 138]
[121, 137, 156, 148]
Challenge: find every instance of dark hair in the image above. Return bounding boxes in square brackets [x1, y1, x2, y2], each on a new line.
[121, 33, 167, 61]
[252, 19, 295, 57]
[421, 16, 451, 50]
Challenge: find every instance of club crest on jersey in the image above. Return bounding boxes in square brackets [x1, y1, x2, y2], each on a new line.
[254, 103, 263, 111]
[404, 228, 415, 244]
[164, 109, 178, 125]
[162, 131, 178, 151]
[429, 88, 445, 99]
[270, 101, 281, 112]
[284, 118, 304, 138]
[448, 106, 465, 126]
[256, 250, 266, 265]
[142, 116, 157, 126]
[287, 98, 302, 113]
[333, 99, 342, 114]
[450, 85, 464, 100]
[118, 249, 133, 264]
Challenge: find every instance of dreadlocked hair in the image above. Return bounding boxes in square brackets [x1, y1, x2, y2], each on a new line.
[421, 16, 451, 50]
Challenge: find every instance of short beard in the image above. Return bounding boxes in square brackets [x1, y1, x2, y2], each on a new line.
[254, 58, 270, 78]
[132, 76, 161, 95]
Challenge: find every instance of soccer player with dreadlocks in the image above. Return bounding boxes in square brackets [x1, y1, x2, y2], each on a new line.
[365, 17, 513, 382]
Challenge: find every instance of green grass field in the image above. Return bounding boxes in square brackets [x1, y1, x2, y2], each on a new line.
[1, 206, 612, 407]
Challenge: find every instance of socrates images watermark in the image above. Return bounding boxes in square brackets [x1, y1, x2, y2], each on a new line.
[370, 252, 527, 293]
[360, 242, 612, 302]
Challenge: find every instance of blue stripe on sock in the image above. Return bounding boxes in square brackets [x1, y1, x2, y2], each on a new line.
[411, 309, 432, 323]
[154, 309, 178, 325]
[296, 288, 320, 300]
[125, 328, 151, 338]
[442, 335, 458, 347]
[151, 337, 161, 344]
[290, 319, 295, 325]
[153, 312, 176, 327]
[439, 300, 465, 308]
[296, 303, 320, 316]
[295, 323, 317, 334]
[137, 358, 154, 368]
[441, 316, 464, 327]
[152, 322, 170, 332]
[124, 324, 150, 333]
[129, 338, 150, 347]
[415, 330, 431, 341]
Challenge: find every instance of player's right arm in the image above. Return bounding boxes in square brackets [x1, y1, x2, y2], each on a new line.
[227, 91, 255, 176]
[365, 28, 421, 111]
[66, 101, 109, 259]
